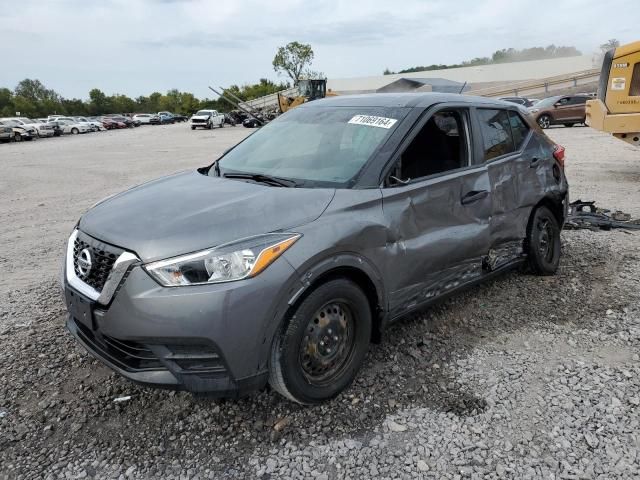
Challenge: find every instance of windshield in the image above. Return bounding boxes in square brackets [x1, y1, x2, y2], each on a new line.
[215, 106, 407, 187]
[532, 96, 561, 108]
[195, 110, 211, 116]
[3, 119, 20, 126]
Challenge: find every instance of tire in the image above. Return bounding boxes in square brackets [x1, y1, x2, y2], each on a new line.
[14, 132, 22, 142]
[219, 121, 224, 128]
[563, 123, 575, 128]
[71, 128, 79, 135]
[191, 126, 196, 130]
[537, 114, 551, 129]
[526, 206, 561, 275]
[207, 122, 213, 130]
[269, 278, 372, 404]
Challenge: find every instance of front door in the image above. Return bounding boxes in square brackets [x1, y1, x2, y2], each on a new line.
[380, 107, 491, 318]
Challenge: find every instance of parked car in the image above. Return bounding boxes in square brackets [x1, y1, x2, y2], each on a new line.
[74, 117, 106, 131]
[0, 123, 14, 142]
[528, 94, 590, 129]
[498, 96, 536, 107]
[149, 114, 161, 125]
[0, 119, 38, 139]
[108, 115, 139, 127]
[190, 109, 225, 129]
[62, 93, 568, 404]
[171, 113, 188, 123]
[55, 119, 91, 134]
[132, 114, 154, 124]
[0, 117, 51, 137]
[49, 116, 96, 133]
[0, 120, 36, 141]
[158, 113, 174, 125]
[242, 117, 262, 128]
[46, 121, 64, 137]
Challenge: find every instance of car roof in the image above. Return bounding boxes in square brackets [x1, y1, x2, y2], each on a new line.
[301, 92, 517, 109]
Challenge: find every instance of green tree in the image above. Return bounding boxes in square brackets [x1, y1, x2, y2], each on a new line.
[600, 39, 620, 52]
[273, 41, 314, 85]
[88, 88, 108, 115]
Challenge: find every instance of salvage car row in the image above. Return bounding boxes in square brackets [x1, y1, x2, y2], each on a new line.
[0, 112, 188, 143]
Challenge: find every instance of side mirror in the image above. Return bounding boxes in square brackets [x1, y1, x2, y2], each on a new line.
[554, 102, 563, 107]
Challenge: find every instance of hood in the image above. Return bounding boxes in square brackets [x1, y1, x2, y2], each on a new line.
[79, 170, 335, 261]
[192, 114, 212, 119]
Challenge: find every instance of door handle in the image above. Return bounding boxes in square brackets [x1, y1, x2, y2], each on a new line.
[530, 157, 542, 168]
[461, 190, 489, 205]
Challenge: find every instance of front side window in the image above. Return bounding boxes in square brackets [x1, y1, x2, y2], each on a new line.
[477, 109, 515, 161]
[216, 106, 407, 187]
[391, 109, 470, 183]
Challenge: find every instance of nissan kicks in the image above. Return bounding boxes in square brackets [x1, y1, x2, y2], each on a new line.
[62, 93, 568, 404]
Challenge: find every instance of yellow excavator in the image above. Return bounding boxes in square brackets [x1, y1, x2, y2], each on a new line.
[277, 79, 337, 113]
[586, 40, 640, 146]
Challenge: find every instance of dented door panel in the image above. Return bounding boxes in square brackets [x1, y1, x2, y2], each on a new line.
[381, 166, 491, 317]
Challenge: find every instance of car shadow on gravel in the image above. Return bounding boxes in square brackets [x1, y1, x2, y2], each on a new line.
[1, 231, 635, 474]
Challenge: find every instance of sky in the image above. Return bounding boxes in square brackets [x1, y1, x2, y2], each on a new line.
[1, 0, 639, 100]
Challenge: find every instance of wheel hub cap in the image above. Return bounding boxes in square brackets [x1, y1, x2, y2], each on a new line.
[299, 302, 353, 382]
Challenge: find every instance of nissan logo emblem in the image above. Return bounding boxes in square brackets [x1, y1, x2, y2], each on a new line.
[77, 248, 93, 277]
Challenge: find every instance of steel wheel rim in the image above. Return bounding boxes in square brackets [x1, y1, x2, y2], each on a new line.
[537, 218, 553, 261]
[299, 301, 355, 385]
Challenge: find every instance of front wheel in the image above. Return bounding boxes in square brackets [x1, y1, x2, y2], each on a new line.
[526, 206, 561, 275]
[14, 132, 22, 142]
[191, 126, 196, 130]
[269, 278, 372, 404]
[71, 128, 79, 135]
[537, 114, 551, 129]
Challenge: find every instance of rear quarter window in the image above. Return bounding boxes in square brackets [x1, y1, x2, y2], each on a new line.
[508, 111, 530, 150]
[477, 108, 515, 161]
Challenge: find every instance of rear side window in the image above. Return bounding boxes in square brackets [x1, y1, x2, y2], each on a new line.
[508, 111, 530, 149]
[477, 109, 514, 161]
[567, 96, 588, 105]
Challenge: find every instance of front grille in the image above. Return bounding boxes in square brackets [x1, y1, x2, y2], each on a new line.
[74, 318, 164, 372]
[192, 119, 207, 123]
[73, 232, 123, 293]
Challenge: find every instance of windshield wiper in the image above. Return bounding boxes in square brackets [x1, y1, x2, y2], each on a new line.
[223, 172, 298, 187]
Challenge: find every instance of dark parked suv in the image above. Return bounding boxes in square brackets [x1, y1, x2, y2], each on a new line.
[62, 93, 568, 404]
[528, 94, 591, 129]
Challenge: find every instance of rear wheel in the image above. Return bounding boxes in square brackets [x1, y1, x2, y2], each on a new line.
[526, 206, 561, 275]
[537, 114, 551, 129]
[269, 278, 372, 404]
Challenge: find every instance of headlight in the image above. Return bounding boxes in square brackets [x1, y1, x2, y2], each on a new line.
[144, 233, 300, 286]
[529, 108, 540, 114]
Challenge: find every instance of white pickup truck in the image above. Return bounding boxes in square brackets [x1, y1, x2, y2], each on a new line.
[190, 109, 225, 130]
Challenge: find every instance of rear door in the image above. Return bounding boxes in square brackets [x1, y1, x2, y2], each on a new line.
[380, 105, 492, 318]
[474, 107, 534, 267]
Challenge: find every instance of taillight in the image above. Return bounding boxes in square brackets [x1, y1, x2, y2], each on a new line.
[553, 144, 565, 168]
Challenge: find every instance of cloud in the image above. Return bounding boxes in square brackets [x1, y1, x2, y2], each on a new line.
[0, 0, 638, 98]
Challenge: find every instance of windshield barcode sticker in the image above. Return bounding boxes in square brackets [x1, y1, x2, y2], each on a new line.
[348, 115, 398, 129]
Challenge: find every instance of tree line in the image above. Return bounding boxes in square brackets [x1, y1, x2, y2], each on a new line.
[384, 45, 582, 75]
[0, 78, 290, 118]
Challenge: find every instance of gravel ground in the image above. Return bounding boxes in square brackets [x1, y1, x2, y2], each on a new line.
[1, 124, 639, 479]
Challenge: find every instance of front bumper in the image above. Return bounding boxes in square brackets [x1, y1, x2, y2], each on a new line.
[63, 233, 304, 396]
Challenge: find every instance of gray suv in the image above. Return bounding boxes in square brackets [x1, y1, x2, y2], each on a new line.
[63, 93, 568, 404]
